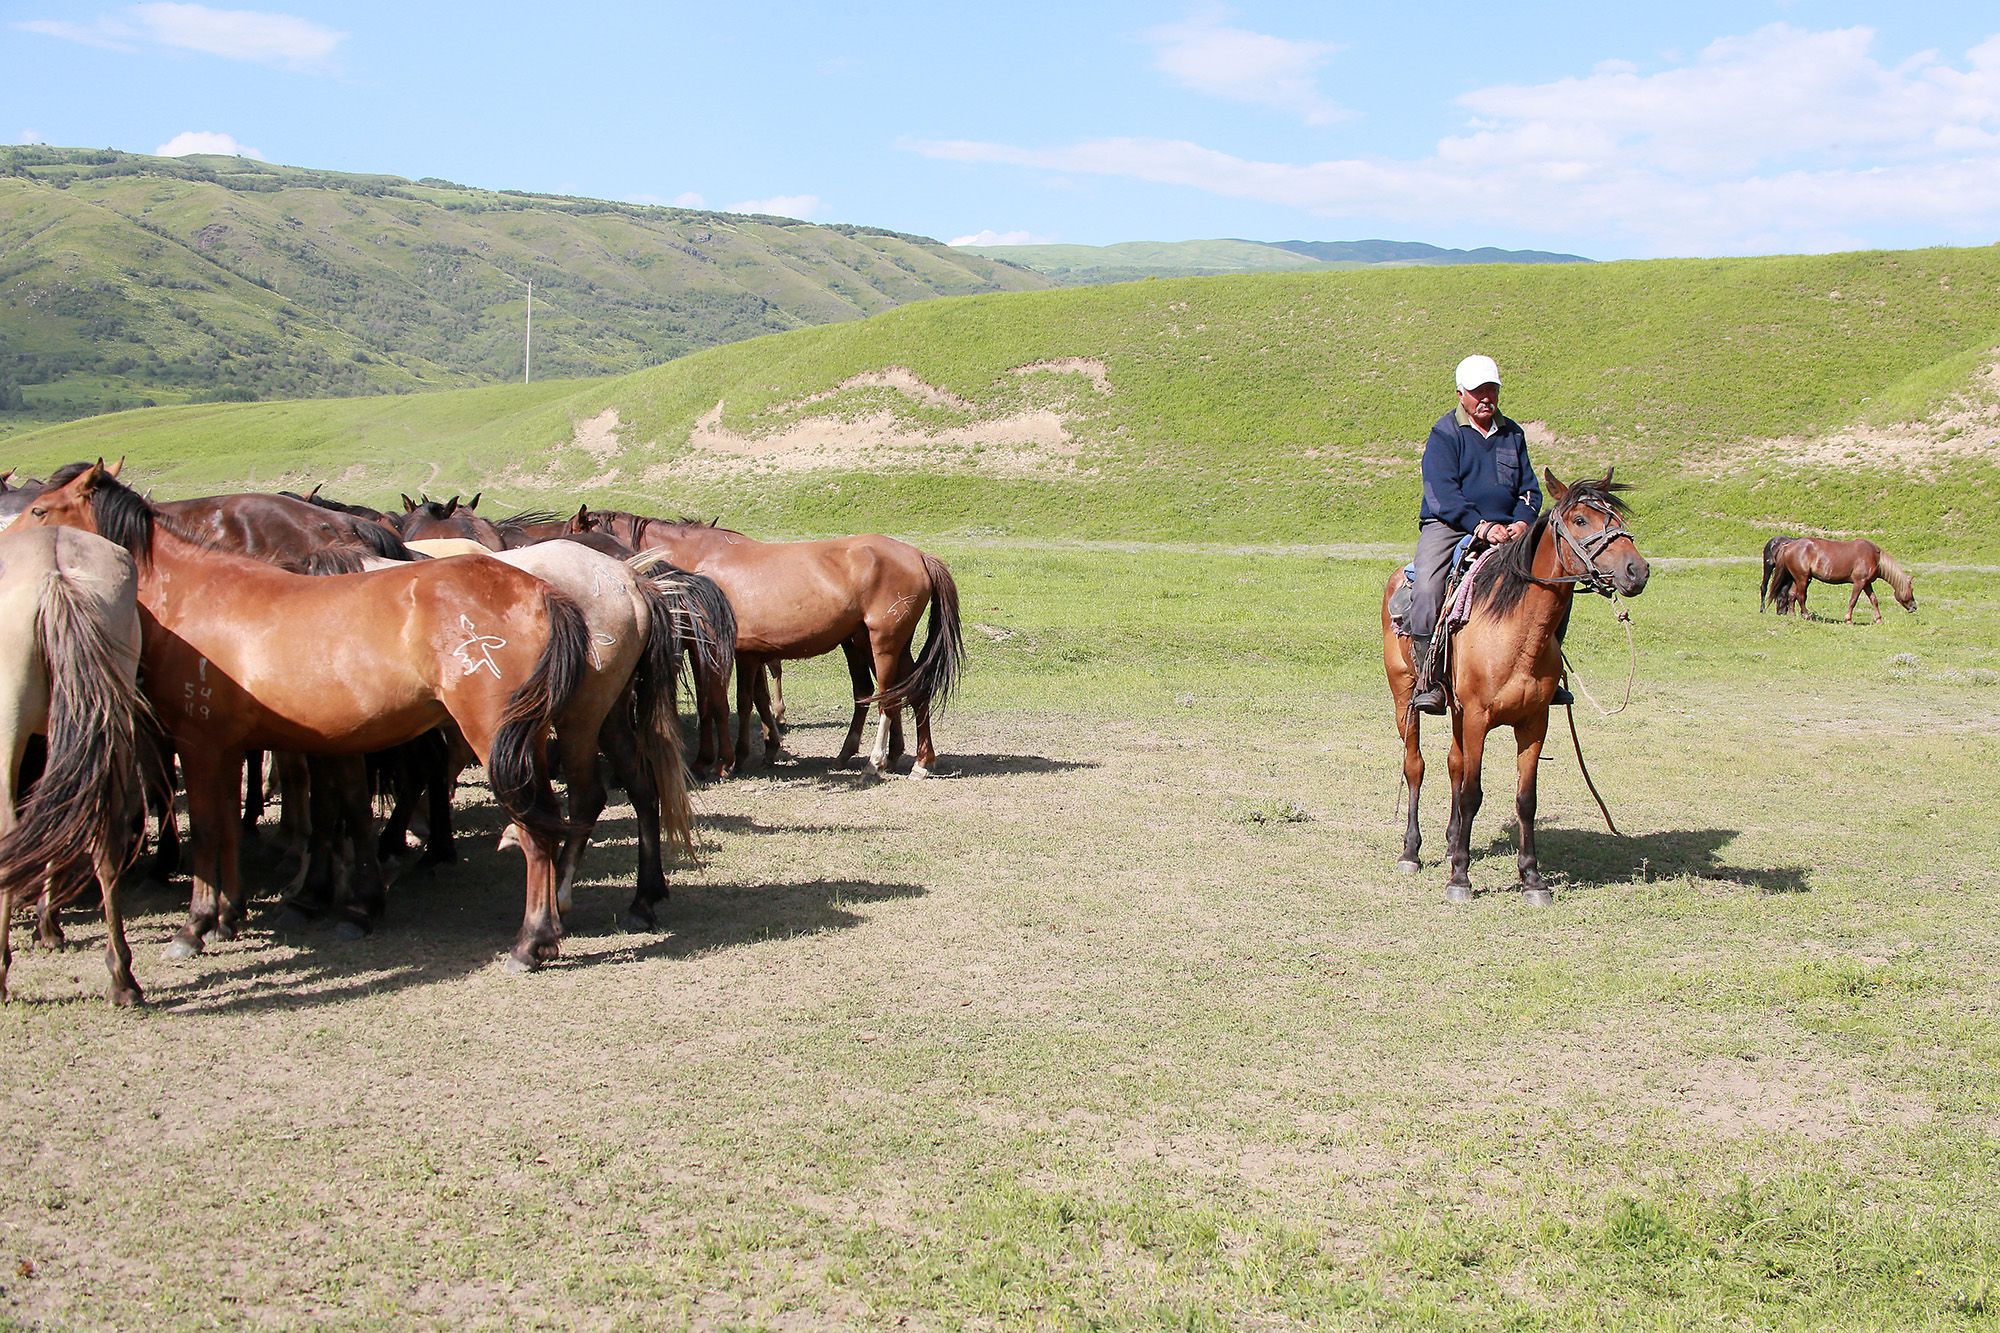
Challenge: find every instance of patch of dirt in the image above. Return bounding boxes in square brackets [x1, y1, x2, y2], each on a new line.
[1695, 356, 2000, 476]
[790, 367, 973, 412]
[665, 395, 1083, 481]
[1009, 357, 1113, 394]
[569, 408, 623, 461]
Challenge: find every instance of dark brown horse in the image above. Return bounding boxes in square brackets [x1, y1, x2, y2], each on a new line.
[1382, 470, 1650, 904]
[15, 463, 589, 972]
[582, 510, 965, 777]
[1765, 537, 1915, 622]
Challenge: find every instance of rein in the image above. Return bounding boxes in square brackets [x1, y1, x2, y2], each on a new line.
[1540, 497, 1638, 834]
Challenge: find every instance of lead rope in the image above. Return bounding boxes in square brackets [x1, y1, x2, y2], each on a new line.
[1556, 591, 1635, 834]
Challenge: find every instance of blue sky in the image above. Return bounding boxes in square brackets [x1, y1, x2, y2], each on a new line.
[5, 2, 1999, 260]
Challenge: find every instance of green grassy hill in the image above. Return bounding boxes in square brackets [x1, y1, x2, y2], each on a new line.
[0, 146, 1049, 431]
[961, 237, 1589, 285]
[12, 245, 2000, 559]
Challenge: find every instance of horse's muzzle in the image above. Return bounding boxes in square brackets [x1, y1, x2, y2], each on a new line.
[1613, 555, 1650, 596]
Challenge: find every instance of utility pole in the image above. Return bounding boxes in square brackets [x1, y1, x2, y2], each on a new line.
[524, 276, 532, 384]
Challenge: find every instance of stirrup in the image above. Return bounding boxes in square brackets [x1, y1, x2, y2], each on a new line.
[1552, 683, 1575, 707]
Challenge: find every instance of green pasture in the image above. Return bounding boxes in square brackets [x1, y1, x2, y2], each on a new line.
[13, 244, 2000, 559]
[3, 546, 1995, 1329]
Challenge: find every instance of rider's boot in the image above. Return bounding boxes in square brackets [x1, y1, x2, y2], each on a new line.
[1410, 633, 1447, 715]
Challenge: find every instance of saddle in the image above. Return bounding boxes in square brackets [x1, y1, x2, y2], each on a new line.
[1390, 536, 1500, 705]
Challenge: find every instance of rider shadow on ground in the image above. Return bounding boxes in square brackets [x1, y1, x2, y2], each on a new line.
[1481, 826, 1811, 895]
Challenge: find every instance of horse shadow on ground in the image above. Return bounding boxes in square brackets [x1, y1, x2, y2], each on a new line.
[1474, 826, 1811, 895]
[707, 748, 1098, 786]
[38, 808, 923, 1016]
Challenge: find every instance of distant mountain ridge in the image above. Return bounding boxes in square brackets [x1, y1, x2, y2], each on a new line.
[0, 145, 1050, 430]
[957, 237, 1590, 285]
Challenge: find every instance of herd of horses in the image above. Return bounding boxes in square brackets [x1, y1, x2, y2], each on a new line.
[0, 462, 964, 1006]
[0, 456, 1924, 1005]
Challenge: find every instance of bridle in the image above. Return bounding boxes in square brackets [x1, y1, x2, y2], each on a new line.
[1533, 496, 1632, 597]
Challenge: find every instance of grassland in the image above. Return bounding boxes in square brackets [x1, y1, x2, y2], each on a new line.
[13, 242, 2000, 559]
[2, 550, 1995, 1329]
[961, 238, 1590, 284]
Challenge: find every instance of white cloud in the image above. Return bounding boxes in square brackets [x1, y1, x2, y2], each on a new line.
[728, 194, 822, 219]
[16, 4, 345, 70]
[156, 130, 264, 159]
[909, 25, 2000, 257]
[14, 129, 47, 144]
[1144, 12, 1347, 125]
[949, 229, 1055, 247]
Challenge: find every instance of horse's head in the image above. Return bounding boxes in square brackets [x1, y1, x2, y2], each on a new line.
[1881, 554, 1918, 612]
[569, 504, 599, 534]
[15, 460, 112, 535]
[398, 493, 504, 549]
[1545, 467, 1648, 597]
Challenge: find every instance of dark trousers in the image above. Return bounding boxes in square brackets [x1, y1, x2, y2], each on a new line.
[1406, 518, 1468, 641]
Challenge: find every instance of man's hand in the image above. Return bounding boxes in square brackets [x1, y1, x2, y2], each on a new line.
[1477, 520, 1532, 545]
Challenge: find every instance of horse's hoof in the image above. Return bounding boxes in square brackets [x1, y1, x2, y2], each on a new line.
[1444, 883, 1474, 905]
[204, 921, 237, 945]
[1395, 859, 1421, 875]
[162, 936, 202, 961]
[110, 985, 145, 1008]
[332, 919, 370, 942]
[619, 908, 658, 934]
[500, 952, 537, 975]
[273, 905, 316, 932]
[1522, 887, 1555, 908]
[909, 763, 931, 780]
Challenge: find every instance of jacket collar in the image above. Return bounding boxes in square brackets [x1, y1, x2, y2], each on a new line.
[1454, 405, 1513, 434]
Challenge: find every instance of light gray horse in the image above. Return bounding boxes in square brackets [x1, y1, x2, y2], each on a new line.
[0, 525, 153, 1006]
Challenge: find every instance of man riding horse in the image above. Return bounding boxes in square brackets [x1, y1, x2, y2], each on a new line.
[1406, 354, 1568, 714]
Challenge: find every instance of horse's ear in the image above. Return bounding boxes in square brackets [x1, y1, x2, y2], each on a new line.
[710, 515, 721, 527]
[401, 494, 418, 512]
[0, 468, 14, 491]
[443, 496, 460, 517]
[466, 492, 481, 510]
[1543, 468, 1569, 504]
[105, 456, 124, 479]
[571, 504, 591, 530]
[307, 481, 323, 500]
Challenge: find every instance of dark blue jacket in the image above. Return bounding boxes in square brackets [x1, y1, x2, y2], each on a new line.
[1418, 407, 1541, 530]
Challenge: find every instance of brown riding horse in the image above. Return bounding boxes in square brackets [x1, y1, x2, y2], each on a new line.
[15, 463, 589, 972]
[581, 510, 965, 777]
[1766, 537, 1916, 622]
[1382, 470, 1650, 904]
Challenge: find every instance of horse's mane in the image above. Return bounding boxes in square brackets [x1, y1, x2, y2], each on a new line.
[1471, 476, 1632, 622]
[495, 509, 567, 530]
[1878, 550, 1913, 598]
[47, 462, 175, 567]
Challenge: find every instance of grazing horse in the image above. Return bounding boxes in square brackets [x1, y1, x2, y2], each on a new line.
[581, 510, 965, 777]
[15, 463, 589, 972]
[0, 525, 152, 1005]
[1759, 536, 1799, 612]
[1767, 537, 1916, 623]
[1382, 470, 1650, 904]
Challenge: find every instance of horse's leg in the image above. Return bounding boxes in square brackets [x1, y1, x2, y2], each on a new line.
[143, 750, 181, 888]
[418, 737, 458, 866]
[1795, 575, 1809, 618]
[328, 755, 386, 938]
[769, 662, 787, 728]
[887, 648, 913, 766]
[733, 658, 760, 765]
[1443, 710, 1487, 904]
[1864, 580, 1883, 623]
[282, 756, 341, 923]
[169, 750, 238, 957]
[1846, 582, 1862, 625]
[241, 749, 266, 839]
[600, 707, 667, 930]
[96, 837, 142, 1007]
[749, 663, 782, 758]
[705, 655, 735, 779]
[835, 634, 873, 767]
[867, 641, 903, 776]
[1514, 715, 1552, 906]
[551, 720, 608, 918]
[1396, 682, 1424, 873]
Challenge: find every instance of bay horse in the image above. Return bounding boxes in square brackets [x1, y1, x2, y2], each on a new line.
[0, 525, 153, 1005]
[581, 510, 965, 777]
[1766, 537, 1915, 622]
[15, 463, 589, 973]
[1382, 470, 1650, 904]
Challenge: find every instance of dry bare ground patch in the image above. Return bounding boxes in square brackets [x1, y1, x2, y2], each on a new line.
[1, 554, 1995, 1328]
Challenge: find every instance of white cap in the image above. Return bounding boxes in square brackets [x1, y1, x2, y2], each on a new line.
[1455, 354, 1501, 392]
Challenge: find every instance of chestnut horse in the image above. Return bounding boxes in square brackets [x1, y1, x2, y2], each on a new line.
[16, 463, 589, 972]
[1765, 537, 1915, 622]
[581, 511, 965, 777]
[1383, 470, 1650, 904]
[0, 526, 153, 1006]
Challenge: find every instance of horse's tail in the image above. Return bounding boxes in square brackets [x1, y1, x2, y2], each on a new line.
[487, 590, 589, 843]
[0, 567, 153, 911]
[1760, 535, 1793, 611]
[301, 544, 373, 576]
[626, 553, 737, 696]
[869, 551, 966, 714]
[632, 577, 697, 860]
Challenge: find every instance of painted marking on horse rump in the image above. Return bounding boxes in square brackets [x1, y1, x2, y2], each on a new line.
[589, 632, 617, 669]
[183, 657, 214, 719]
[451, 615, 509, 678]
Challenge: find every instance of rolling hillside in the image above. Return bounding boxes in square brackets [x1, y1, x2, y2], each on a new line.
[0, 146, 1049, 429]
[959, 237, 1589, 285]
[12, 245, 2000, 559]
